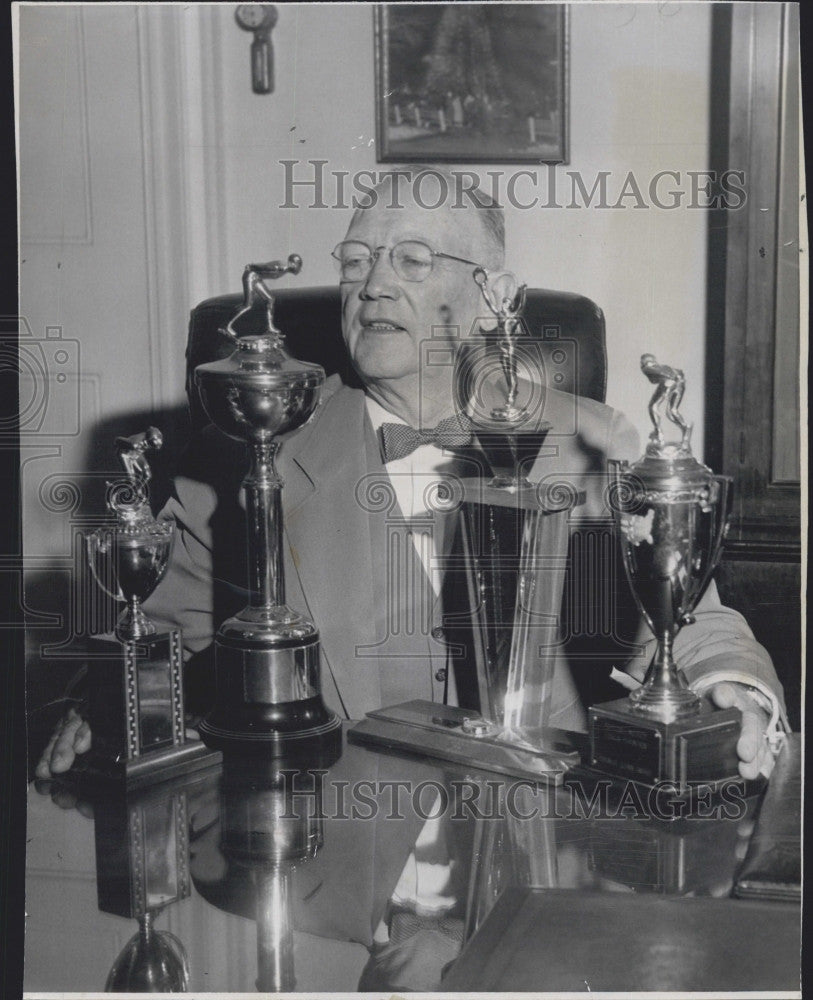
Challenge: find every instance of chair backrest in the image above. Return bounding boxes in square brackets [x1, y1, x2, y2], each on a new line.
[185, 286, 607, 431]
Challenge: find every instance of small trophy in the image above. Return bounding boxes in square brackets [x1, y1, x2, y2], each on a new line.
[350, 271, 583, 782]
[195, 255, 342, 755]
[96, 779, 197, 992]
[81, 429, 220, 787]
[587, 355, 741, 791]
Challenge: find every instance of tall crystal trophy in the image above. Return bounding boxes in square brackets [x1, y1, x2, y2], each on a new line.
[349, 273, 583, 782]
[587, 355, 741, 791]
[82, 429, 220, 787]
[195, 255, 341, 755]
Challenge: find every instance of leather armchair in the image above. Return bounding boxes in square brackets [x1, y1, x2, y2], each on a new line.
[185, 286, 607, 428]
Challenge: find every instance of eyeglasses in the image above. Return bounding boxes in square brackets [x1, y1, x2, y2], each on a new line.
[331, 240, 487, 284]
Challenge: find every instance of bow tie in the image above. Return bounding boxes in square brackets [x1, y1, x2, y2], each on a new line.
[379, 414, 474, 463]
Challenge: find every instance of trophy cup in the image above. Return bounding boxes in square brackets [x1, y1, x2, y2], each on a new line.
[350, 272, 583, 782]
[195, 255, 341, 756]
[81, 429, 220, 787]
[586, 355, 741, 792]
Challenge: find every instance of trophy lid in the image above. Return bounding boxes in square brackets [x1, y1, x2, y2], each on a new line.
[109, 500, 174, 537]
[627, 448, 717, 496]
[196, 334, 324, 388]
[195, 255, 324, 391]
[624, 355, 716, 496]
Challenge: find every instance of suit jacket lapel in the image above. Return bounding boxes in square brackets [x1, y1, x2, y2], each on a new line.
[281, 385, 383, 719]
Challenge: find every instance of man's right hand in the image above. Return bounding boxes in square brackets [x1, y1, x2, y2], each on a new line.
[35, 708, 92, 779]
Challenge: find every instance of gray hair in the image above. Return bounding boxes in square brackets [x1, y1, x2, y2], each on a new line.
[351, 164, 505, 268]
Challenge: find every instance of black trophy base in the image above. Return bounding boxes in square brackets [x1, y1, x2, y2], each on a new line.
[348, 700, 581, 784]
[584, 696, 743, 795]
[63, 739, 222, 792]
[76, 630, 222, 790]
[199, 695, 343, 757]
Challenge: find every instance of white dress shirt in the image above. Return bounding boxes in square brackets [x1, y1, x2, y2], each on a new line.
[365, 395, 459, 598]
[365, 394, 461, 711]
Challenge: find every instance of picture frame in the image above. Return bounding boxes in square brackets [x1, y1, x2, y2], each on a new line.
[374, 3, 569, 164]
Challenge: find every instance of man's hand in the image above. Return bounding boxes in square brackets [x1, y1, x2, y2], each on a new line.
[34, 708, 92, 779]
[709, 682, 775, 779]
[33, 777, 95, 818]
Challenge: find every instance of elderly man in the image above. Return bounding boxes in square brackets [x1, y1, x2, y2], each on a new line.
[38, 169, 784, 780]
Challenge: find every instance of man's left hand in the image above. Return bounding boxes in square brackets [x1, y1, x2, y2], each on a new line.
[709, 682, 775, 779]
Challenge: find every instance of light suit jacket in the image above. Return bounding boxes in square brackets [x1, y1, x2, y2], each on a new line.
[144, 375, 780, 729]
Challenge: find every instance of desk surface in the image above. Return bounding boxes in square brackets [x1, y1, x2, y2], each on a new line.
[24, 729, 801, 994]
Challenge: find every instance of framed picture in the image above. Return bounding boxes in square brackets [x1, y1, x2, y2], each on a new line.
[374, 3, 569, 164]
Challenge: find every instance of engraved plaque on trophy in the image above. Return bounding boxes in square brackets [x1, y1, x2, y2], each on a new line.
[349, 271, 583, 782]
[587, 355, 741, 792]
[80, 429, 220, 787]
[195, 255, 341, 756]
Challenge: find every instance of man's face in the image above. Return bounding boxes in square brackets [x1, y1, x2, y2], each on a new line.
[339, 195, 490, 387]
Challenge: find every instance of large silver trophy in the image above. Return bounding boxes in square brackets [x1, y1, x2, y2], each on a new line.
[218, 760, 326, 992]
[587, 355, 741, 791]
[81, 429, 219, 786]
[350, 273, 583, 782]
[195, 255, 341, 756]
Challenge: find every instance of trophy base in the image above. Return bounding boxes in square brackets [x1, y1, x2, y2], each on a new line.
[199, 696, 343, 757]
[586, 697, 742, 794]
[77, 630, 222, 789]
[348, 700, 581, 784]
[584, 790, 765, 887]
[200, 628, 343, 756]
[220, 737, 344, 785]
[563, 762, 766, 824]
[64, 739, 222, 792]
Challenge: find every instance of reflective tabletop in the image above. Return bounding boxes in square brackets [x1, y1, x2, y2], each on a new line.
[24, 727, 800, 994]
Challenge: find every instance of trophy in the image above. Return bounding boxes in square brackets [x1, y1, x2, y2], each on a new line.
[218, 758, 326, 992]
[587, 804, 759, 895]
[587, 355, 741, 791]
[82, 429, 220, 787]
[464, 780, 558, 941]
[195, 255, 341, 756]
[95, 774, 208, 992]
[349, 271, 583, 782]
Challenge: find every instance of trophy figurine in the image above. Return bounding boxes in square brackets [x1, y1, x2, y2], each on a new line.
[81, 429, 220, 787]
[477, 270, 528, 425]
[195, 255, 341, 755]
[587, 355, 741, 791]
[349, 270, 583, 782]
